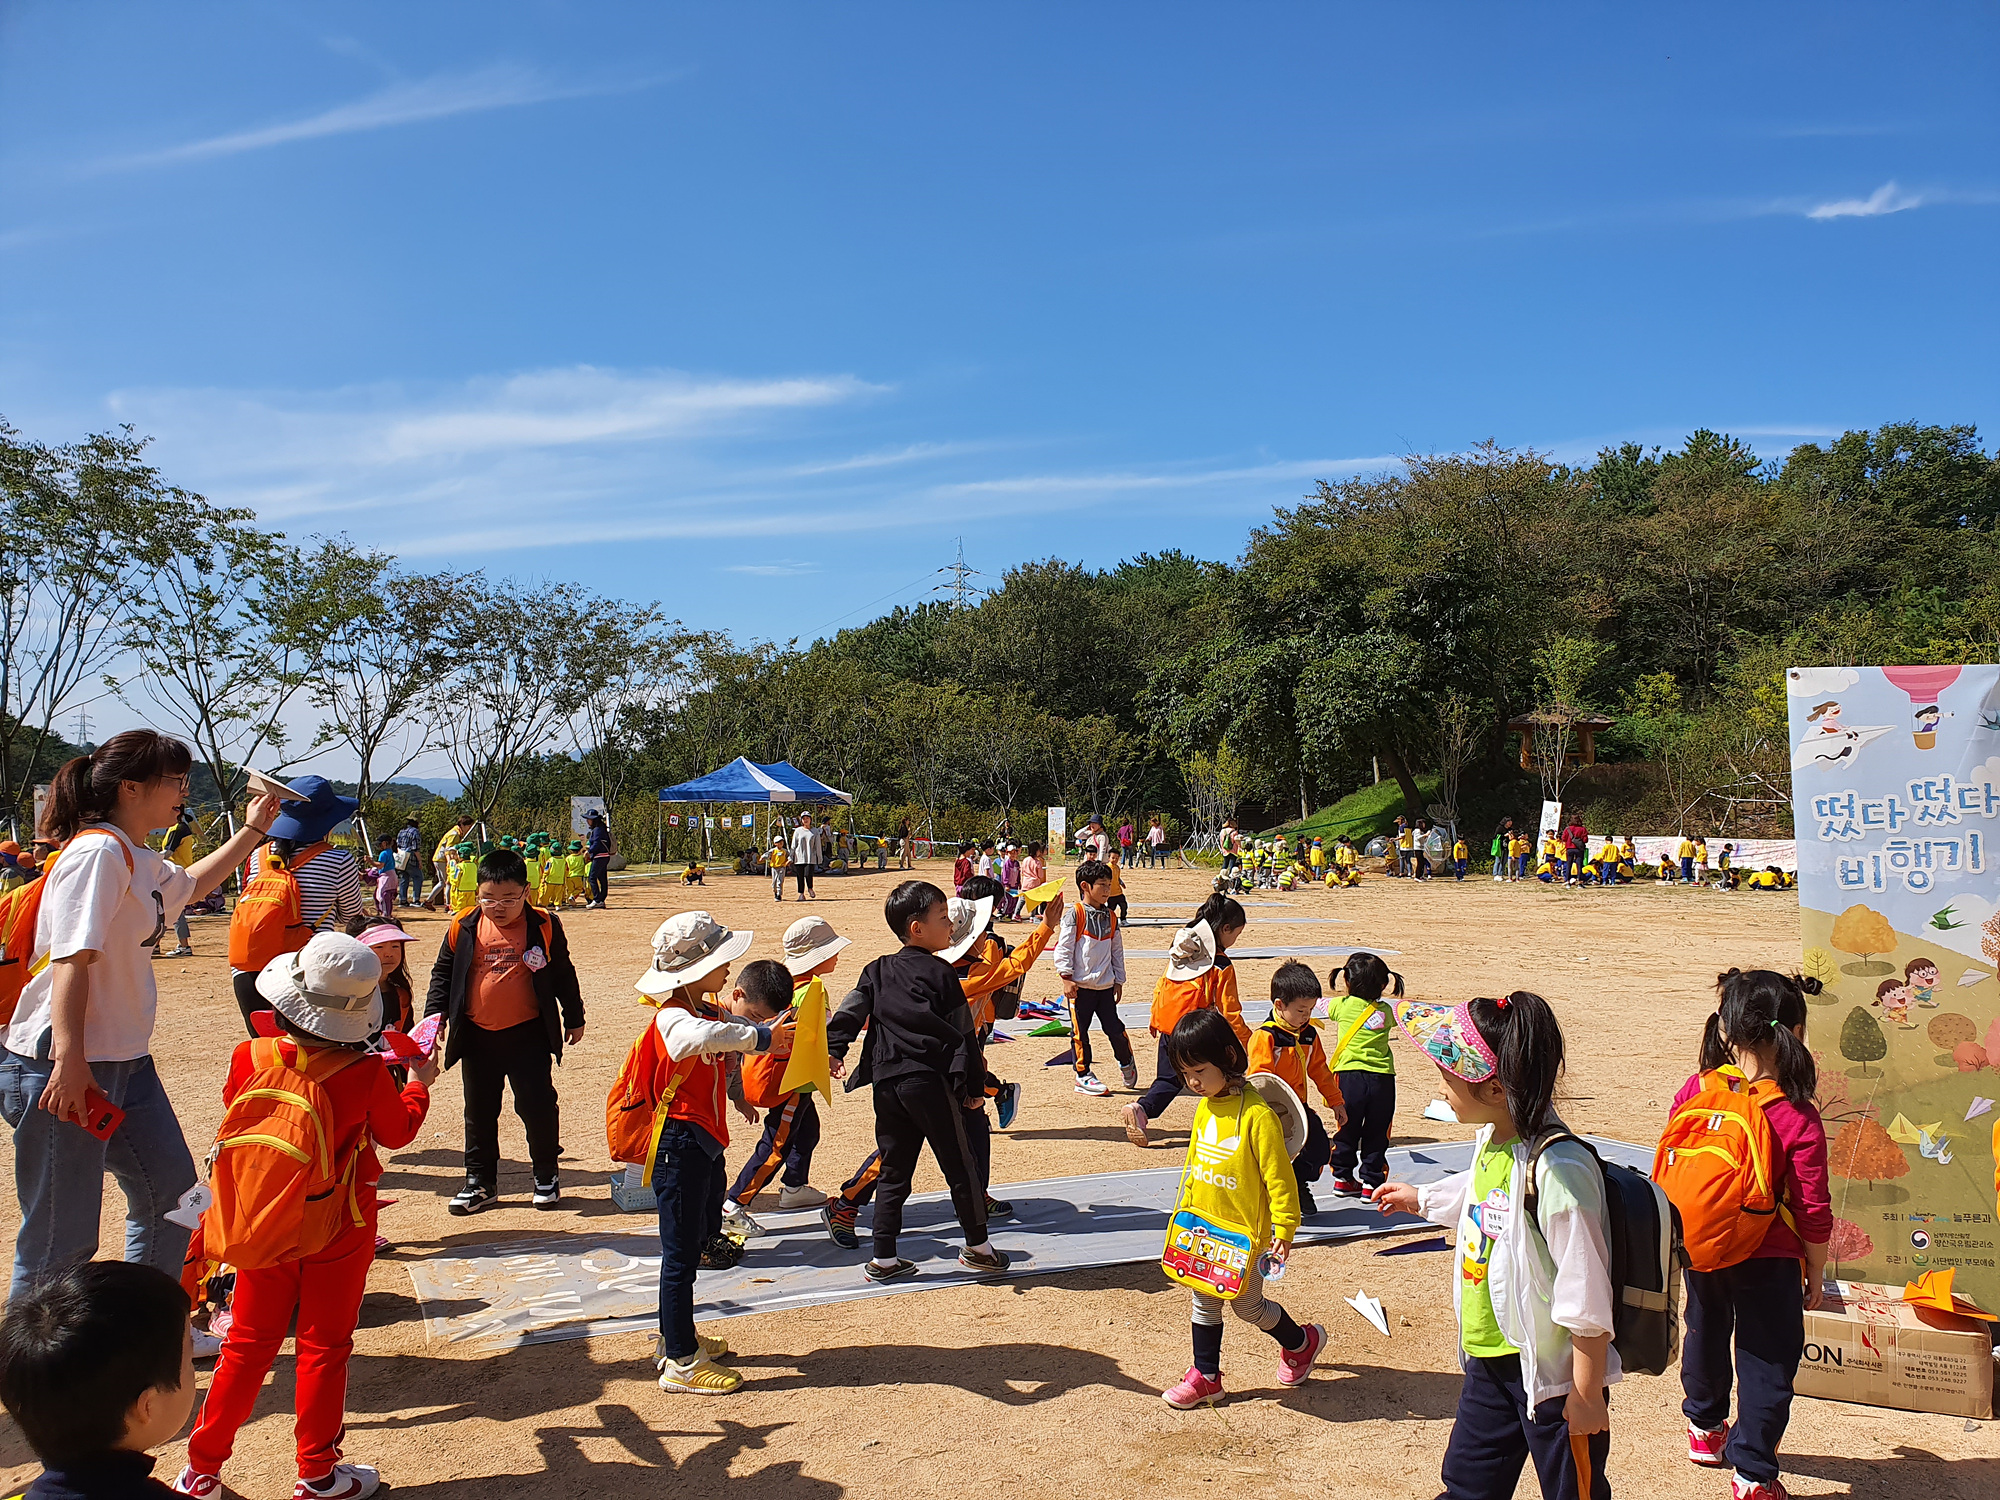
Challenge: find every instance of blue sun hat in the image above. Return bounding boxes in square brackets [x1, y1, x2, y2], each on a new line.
[261, 775, 359, 844]
[1394, 998, 1499, 1084]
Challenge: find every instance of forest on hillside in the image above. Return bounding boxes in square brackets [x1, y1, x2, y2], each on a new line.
[6, 417, 1998, 853]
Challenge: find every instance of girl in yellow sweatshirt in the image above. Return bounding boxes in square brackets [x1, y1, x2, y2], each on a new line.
[1159, 1009, 1324, 1409]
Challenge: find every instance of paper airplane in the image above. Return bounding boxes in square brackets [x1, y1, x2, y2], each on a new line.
[1790, 724, 1894, 773]
[1958, 968, 1990, 987]
[1885, 1113, 1922, 1145]
[779, 974, 834, 1107]
[1966, 1097, 1994, 1122]
[1422, 1099, 1460, 1123]
[1345, 1290, 1390, 1336]
[244, 768, 310, 802]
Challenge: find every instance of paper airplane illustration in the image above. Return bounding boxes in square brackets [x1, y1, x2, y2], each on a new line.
[1790, 724, 1894, 773]
[1966, 1097, 1994, 1122]
[1958, 968, 1989, 986]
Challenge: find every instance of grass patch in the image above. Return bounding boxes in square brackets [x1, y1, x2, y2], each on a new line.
[1260, 776, 1439, 843]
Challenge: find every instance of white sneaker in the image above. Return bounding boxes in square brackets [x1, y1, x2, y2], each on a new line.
[1075, 1073, 1110, 1096]
[172, 1467, 222, 1497]
[720, 1202, 763, 1237]
[294, 1464, 381, 1500]
[777, 1183, 821, 1209]
[1119, 1061, 1139, 1089]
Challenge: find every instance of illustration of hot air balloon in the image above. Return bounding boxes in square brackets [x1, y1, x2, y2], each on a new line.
[1883, 665, 1962, 749]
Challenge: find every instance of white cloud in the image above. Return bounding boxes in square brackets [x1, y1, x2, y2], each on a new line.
[1805, 181, 1925, 220]
[1788, 666, 1860, 697]
[725, 561, 820, 576]
[90, 65, 656, 173]
[933, 455, 1397, 501]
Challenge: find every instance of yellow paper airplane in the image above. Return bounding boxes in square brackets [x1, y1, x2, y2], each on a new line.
[1021, 876, 1065, 907]
[1885, 1113, 1922, 1145]
[779, 973, 834, 1106]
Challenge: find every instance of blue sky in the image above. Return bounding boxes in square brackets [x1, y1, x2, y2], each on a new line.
[4, 2, 1997, 669]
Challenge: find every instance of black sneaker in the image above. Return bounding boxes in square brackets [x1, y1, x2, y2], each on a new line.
[532, 1177, 561, 1209]
[448, 1185, 499, 1216]
[959, 1245, 1011, 1274]
[822, 1203, 860, 1250]
[699, 1234, 745, 1270]
[985, 1196, 1013, 1221]
[863, 1257, 917, 1283]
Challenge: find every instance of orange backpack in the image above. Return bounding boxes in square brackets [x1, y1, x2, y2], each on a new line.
[227, 841, 329, 971]
[0, 830, 132, 1025]
[1652, 1066, 1795, 1271]
[605, 1010, 699, 1181]
[203, 1037, 368, 1269]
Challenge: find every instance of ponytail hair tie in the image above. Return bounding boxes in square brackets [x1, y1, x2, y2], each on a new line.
[1494, 995, 1510, 1009]
[1772, 1018, 1783, 1032]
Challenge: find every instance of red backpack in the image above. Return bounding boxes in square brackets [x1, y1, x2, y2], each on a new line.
[1653, 1066, 1796, 1272]
[202, 1037, 368, 1269]
[0, 830, 131, 1025]
[227, 841, 329, 971]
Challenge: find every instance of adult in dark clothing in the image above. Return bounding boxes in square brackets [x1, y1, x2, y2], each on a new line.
[824, 879, 1008, 1279]
[583, 808, 613, 908]
[393, 817, 424, 906]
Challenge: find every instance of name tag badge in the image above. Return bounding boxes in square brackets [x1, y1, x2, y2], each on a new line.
[524, 946, 548, 972]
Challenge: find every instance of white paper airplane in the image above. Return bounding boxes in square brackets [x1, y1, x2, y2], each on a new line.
[1345, 1290, 1390, 1336]
[1422, 1099, 1460, 1123]
[1958, 968, 1989, 987]
[1790, 724, 1894, 773]
[1966, 1098, 1994, 1122]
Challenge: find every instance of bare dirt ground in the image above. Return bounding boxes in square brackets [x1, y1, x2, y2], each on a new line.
[2, 859, 1992, 1498]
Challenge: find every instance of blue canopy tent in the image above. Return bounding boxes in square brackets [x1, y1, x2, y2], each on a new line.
[655, 757, 852, 862]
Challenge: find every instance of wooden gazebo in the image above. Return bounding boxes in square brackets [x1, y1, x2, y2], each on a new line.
[1507, 711, 1615, 771]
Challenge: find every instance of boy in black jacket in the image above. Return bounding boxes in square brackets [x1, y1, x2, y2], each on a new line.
[425, 848, 586, 1216]
[826, 880, 1009, 1282]
[0, 1263, 195, 1500]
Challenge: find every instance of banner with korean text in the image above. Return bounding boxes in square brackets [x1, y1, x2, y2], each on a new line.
[1790, 664, 2000, 1311]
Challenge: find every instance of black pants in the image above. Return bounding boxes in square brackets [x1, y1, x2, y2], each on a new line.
[870, 1074, 987, 1260]
[1294, 1107, 1331, 1200]
[588, 856, 611, 904]
[1330, 1068, 1394, 1187]
[1681, 1257, 1805, 1485]
[794, 864, 815, 896]
[727, 1094, 821, 1204]
[1068, 986, 1132, 1076]
[231, 970, 271, 1037]
[1440, 1352, 1609, 1500]
[1108, 893, 1128, 920]
[1137, 1035, 1184, 1119]
[964, 1101, 991, 1190]
[652, 1120, 724, 1360]
[457, 1019, 561, 1189]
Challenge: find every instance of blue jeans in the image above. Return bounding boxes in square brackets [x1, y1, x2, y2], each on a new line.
[0, 1050, 197, 1302]
[398, 863, 422, 904]
[653, 1121, 725, 1360]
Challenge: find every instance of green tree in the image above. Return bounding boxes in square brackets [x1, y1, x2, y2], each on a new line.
[1838, 1006, 1888, 1078]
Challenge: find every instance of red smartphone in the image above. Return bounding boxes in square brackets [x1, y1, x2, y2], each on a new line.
[78, 1087, 124, 1141]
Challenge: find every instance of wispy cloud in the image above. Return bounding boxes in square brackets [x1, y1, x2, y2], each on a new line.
[90, 64, 656, 173]
[933, 456, 1396, 501]
[725, 561, 821, 576]
[1806, 180, 1926, 220]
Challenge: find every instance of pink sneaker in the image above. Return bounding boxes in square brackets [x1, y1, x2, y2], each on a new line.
[1731, 1478, 1788, 1500]
[171, 1467, 222, 1498]
[1687, 1420, 1729, 1467]
[1161, 1366, 1224, 1409]
[1277, 1322, 1325, 1387]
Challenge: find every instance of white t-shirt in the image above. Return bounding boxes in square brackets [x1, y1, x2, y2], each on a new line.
[6, 824, 195, 1063]
[789, 826, 817, 867]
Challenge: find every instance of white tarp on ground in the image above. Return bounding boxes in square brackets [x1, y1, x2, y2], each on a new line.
[405, 1138, 1651, 1348]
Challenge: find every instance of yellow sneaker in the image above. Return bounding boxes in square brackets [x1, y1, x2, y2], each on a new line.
[697, 1331, 730, 1360]
[658, 1354, 742, 1395]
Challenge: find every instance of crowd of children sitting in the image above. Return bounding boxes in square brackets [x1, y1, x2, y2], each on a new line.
[0, 764, 1836, 1500]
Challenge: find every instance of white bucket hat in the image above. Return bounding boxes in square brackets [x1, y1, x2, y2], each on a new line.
[938, 895, 996, 965]
[1164, 919, 1217, 982]
[255, 932, 383, 1045]
[1246, 1071, 1309, 1159]
[782, 915, 850, 976]
[636, 911, 752, 996]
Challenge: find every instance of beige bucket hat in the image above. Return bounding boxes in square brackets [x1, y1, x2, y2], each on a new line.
[782, 915, 851, 976]
[938, 895, 996, 965]
[1164, 919, 1217, 983]
[636, 911, 753, 996]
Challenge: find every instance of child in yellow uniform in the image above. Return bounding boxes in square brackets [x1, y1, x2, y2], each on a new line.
[448, 842, 479, 913]
[565, 841, 587, 905]
[1308, 839, 1325, 876]
[1333, 836, 1360, 887]
[1451, 836, 1469, 881]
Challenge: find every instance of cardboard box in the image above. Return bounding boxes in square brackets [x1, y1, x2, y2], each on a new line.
[1796, 1280, 1996, 1419]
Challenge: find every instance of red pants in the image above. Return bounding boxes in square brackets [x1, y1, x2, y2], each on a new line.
[187, 1218, 374, 1482]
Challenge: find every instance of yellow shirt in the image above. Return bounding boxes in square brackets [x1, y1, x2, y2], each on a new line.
[1452, 840, 1468, 860]
[1334, 846, 1355, 868]
[1308, 847, 1324, 868]
[1172, 1085, 1300, 1256]
[1678, 838, 1695, 860]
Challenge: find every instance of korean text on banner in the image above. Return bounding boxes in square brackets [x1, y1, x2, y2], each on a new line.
[1788, 664, 2000, 1316]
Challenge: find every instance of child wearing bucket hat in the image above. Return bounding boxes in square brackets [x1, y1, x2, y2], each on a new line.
[1124, 896, 1250, 1148]
[608, 911, 792, 1396]
[1371, 993, 1617, 1500]
[720, 916, 851, 1228]
[177, 933, 435, 1500]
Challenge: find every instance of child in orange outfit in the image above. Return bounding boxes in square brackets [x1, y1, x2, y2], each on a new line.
[1248, 961, 1348, 1213]
[176, 934, 434, 1500]
[1122, 894, 1250, 1148]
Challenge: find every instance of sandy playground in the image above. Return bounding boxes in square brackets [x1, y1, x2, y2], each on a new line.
[0, 858, 1991, 1499]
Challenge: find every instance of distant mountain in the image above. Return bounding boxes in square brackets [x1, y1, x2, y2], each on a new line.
[328, 779, 448, 808]
[396, 776, 464, 799]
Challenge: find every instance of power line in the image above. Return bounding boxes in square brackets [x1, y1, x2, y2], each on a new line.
[69, 708, 93, 749]
[938, 537, 987, 610]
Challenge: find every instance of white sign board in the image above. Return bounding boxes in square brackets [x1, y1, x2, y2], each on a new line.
[1047, 805, 1067, 853]
[1537, 799, 1563, 847]
[570, 796, 606, 837]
